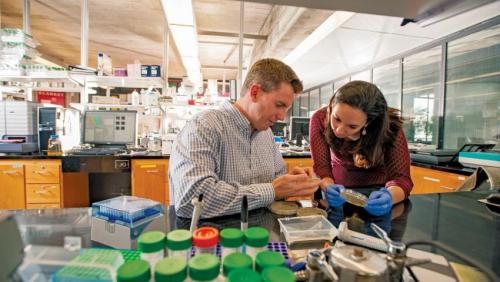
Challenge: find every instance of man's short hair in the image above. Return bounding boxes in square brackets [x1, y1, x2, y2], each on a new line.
[242, 58, 303, 95]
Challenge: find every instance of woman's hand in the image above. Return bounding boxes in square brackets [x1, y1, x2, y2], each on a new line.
[364, 188, 393, 216]
[325, 184, 346, 207]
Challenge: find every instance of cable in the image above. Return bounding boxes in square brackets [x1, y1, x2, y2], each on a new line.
[406, 240, 499, 282]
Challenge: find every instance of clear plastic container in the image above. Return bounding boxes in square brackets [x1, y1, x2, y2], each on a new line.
[188, 254, 221, 282]
[222, 252, 253, 277]
[155, 257, 187, 282]
[47, 134, 62, 156]
[193, 227, 219, 255]
[243, 227, 269, 264]
[166, 229, 192, 261]
[220, 228, 244, 261]
[117, 259, 151, 282]
[255, 251, 285, 273]
[138, 231, 166, 271]
[278, 215, 337, 244]
[91, 196, 164, 227]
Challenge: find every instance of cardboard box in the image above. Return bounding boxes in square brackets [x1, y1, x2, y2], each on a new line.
[91, 213, 166, 249]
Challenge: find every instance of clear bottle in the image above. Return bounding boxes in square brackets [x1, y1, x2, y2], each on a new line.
[138, 231, 166, 272]
[220, 228, 244, 261]
[166, 229, 192, 261]
[193, 227, 219, 255]
[154, 256, 187, 282]
[188, 254, 221, 282]
[222, 252, 252, 277]
[255, 251, 285, 273]
[243, 227, 269, 263]
[227, 268, 261, 282]
[117, 259, 151, 282]
[47, 134, 62, 156]
[131, 89, 141, 106]
[260, 267, 295, 282]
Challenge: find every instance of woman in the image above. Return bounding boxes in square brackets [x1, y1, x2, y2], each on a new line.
[310, 81, 413, 216]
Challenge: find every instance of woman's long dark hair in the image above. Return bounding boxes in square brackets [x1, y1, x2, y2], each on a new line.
[323, 81, 403, 168]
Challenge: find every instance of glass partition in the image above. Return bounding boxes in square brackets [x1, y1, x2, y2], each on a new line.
[444, 24, 500, 149]
[402, 47, 442, 147]
[351, 70, 371, 82]
[299, 93, 309, 117]
[333, 77, 350, 94]
[373, 60, 401, 109]
[309, 89, 320, 116]
[320, 84, 333, 108]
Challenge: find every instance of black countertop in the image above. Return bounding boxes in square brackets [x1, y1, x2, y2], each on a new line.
[2, 191, 498, 276]
[0, 151, 475, 175]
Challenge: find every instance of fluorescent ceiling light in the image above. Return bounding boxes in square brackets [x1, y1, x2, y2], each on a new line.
[284, 11, 355, 65]
[170, 26, 199, 57]
[161, 0, 201, 85]
[162, 0, 194, 25]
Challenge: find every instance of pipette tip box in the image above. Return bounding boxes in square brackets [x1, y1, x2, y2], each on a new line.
[91, 196, 166, 250]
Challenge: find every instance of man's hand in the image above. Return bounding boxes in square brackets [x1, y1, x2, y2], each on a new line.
[272, 173, 320, 200]
[289, 166, 316, 177]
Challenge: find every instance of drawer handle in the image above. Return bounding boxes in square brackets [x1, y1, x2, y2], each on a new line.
[35, 190, 52, 195]
[3, 170, 20, 175]
[34, 170, 51, 175]
[146, 169, 160, 173]
[439, 186, 455, 190]
[423, 176, 440, 182]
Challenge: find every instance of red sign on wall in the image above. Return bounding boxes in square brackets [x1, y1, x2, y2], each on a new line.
[37, 91, 66, 107]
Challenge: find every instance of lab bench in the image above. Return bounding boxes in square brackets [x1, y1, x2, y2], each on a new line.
[1, 191, 498, 279]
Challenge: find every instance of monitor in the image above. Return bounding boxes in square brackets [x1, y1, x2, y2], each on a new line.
[290, 116, 310, 142]
[271, 121, 287, 137]
[83, 110, 137, 146]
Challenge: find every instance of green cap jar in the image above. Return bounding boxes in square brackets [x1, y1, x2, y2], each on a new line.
[188, 254, 220, 281]
[227, 268, 262, 282]
[117, 260, 151, 282]
[154, 257, 187, 282]
[255, 251, 285, 273]
[220, 228, 244, 248]
[223, 252, 253, 276]
[261, 267, 295, 282]
[137, 231, 165, 253]
[244, 227, 269, 248]
[166, 229, 192, 250]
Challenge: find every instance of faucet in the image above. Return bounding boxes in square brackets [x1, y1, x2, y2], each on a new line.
[370, 223, 430, 282]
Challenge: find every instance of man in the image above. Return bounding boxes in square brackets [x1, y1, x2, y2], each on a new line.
[169, 58, 319, 218]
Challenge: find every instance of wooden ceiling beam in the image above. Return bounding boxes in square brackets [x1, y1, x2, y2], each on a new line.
[199, 40, 253, 46]
[198, 30, 267, 40]
[201, 65, 247, 70]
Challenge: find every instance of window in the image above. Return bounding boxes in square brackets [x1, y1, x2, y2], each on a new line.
[402, 47, 442, 147]
[299, 92, 309, 117]
[334, 77, 350, 94]
[444, 24, 500, 149]
[351, 70, 371, 82]
[373, 60, 401, 109]
[320, 84, 333, 108]
[309, 89, 320, 116]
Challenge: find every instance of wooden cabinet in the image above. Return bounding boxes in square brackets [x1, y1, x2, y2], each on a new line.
[284, 157, 314, 172]
[131, 159, 169, 206]
[0, 163, 25, 209]
[410, 165, 467, 194]
[0, 159, 62, 210]
[24, 160, 62, 208]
